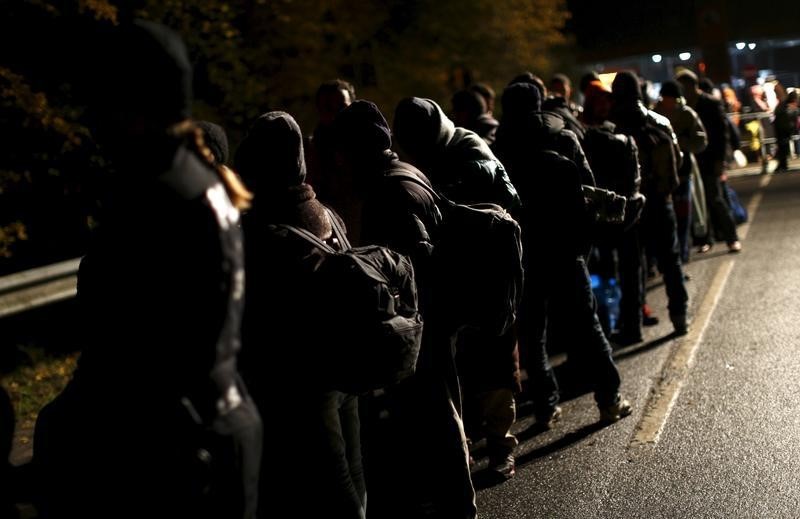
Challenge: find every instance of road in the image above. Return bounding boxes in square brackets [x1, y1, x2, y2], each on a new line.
[476, 168, 800, 518]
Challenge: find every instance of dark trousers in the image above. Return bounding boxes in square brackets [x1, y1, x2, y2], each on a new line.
[522, 255, 622, 416]
[365, 326, 476, 519]
[699, 170, 738, 245]
[594, 224, 644, 340]
[641, 196, 689, 318]
[777, 138, 792, 170]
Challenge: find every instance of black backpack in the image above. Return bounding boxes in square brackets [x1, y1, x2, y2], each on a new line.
[387, 169, 524, 337]
[273, 214, 423, 394]
[634, 121, 680, 196]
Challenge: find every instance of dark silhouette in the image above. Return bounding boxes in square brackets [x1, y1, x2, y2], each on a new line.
[31, 20, 261, 519]
[235, 111, 368, 519]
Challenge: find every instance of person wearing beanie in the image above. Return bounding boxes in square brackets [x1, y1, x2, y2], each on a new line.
[394, 95, 522, 479]
[611, 70, 691, 336]
[234, 111, 367, 519]
[32, 20, 261, 518]
[580, 79, 646, 346]
[333, 100, 477, 519]
[494, 80, 634, 428]
[655, 80, 709, 264]
[676, 70, 742, 253]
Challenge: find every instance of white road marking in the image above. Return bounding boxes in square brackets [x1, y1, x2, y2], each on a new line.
[629, 174, 772, 448]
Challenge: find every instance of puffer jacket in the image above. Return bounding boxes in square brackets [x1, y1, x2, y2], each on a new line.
[395, 98, 520, 211]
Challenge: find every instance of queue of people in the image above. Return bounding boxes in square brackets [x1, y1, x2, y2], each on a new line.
[5, 18, 757, 519]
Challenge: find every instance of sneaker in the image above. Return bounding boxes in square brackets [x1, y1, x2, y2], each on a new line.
[598, 397, 632, 423]
[671, 313, 689, 335]
[488, 453, 516, 479]
[697, 243, 712, 254]
[642, 304, 659, 326]
[534, 405, 562, 430]
[727, 241, 742, 253]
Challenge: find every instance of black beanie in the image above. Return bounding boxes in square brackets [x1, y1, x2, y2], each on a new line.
[197, 121, 229, 165]
[94, 20, 192, 125]
[333, 100, 392, 156]
[501, 82, 543, 117]
[659, 80, 683, 99]
[234, 112, 306, 195]
[611, 71, 642, 104]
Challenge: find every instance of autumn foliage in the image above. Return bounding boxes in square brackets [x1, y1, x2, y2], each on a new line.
[0, 0, 570, 271]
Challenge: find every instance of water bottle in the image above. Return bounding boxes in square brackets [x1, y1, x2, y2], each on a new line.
[604, 277, 621, 333]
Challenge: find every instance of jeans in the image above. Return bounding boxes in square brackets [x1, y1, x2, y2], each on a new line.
[524, 255, 623, 412]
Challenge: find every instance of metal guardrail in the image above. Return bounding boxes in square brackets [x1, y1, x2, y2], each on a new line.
[730, 111, 800, 174]
[0, 258, 81, 318]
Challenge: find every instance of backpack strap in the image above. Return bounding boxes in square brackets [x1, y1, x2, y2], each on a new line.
[385, 169, 455, 210]
[324, 207, 352, 250]
[275, 223, 337, 254]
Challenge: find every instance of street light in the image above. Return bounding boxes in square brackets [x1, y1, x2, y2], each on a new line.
[652, 54, 663, 63]
[679, 52, 691, 61]
[736, 42, 746, 50]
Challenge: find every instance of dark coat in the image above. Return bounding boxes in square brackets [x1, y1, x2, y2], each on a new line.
[690, 93, 729, 173]
[543, 95, 586, 143]
[494, 111, 593, 254]
[35, 144, 261, 519]
[468, 113, 500, 146]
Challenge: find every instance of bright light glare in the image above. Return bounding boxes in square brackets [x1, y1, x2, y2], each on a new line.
[736, 42, 746, 50]
[679, 52, 691, 61]
[652, 54, 663, 63]
[748, 43, 757, 50]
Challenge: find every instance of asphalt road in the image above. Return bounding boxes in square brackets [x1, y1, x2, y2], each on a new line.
[476, 169, 800, 518]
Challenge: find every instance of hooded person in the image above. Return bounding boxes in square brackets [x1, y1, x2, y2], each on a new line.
[393, 96, 522, 479]
[494, 80, 633, 428]
[234, 111, 366, 519]
[611, 70, 690, 336]
[394, 96, 519, 211]
[32, 20, 261, 519]
[332, 100, 477, 519]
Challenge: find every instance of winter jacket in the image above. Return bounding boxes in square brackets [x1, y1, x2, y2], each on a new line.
[543, 95, 586, 143]
[687, 92, 729, 174]
[394, 98, 520, 211]
[655, 98, 707, 179]
[494, 111, 592, 253]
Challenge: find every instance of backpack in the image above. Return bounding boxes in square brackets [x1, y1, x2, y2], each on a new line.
[635, 120, 680, 196]
[386, 169, 524, 337]
[273, 213, 423, 394]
